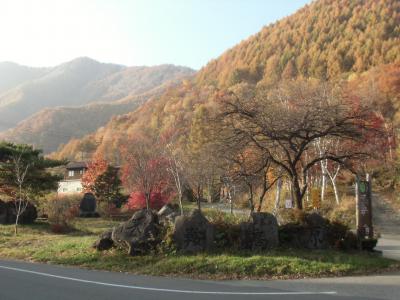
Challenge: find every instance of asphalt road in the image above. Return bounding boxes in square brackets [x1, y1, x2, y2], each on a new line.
[0, 259, 399, 300]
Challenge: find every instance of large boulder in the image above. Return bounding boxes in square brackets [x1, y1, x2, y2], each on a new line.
[240, 212, 279, 250]
[0, 200, 37, 224]
[79, 193, 99, 217]
[173, 209, 214, 253]
[158, 204, 180, 225]
[112, 209, 161, 255]
[279, 212, 330, 249]
[93, 230, 114, 251]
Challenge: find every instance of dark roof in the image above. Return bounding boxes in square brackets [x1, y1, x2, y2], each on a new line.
[66, 161, 88, 169]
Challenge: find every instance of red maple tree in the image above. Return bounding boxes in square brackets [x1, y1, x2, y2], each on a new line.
[81, 154, 108, 193]
[120, 134, 172, 210]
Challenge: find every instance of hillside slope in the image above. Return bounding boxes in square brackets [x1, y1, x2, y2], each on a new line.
[0, 88, 166, 153]
[198, 0, 399, 86]
[53, 0, 400, 160]
[0, 71, 194, 153]
[0, 62, 49, 95]
[0, 57, 194, 131]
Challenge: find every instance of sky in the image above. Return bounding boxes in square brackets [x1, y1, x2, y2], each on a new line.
[0, 0, 311, 70]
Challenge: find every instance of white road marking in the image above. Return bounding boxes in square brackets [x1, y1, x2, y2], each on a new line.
[0, 265, 337, 295]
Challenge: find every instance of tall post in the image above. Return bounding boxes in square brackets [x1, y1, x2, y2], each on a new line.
[355, 174, 373, 239]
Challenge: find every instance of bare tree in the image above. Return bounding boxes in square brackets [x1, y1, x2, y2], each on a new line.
[12, 151, 30, 235]
[315, 137, 342, 204]
[120, 134, 169, 211]
[217, 135, 281, 213]
[165, 142, 184, 215]
[218, 80, 380, 209]
[0, 143, 65, 234]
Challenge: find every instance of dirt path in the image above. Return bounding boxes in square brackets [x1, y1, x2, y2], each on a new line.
[372, 193, 400, 235]
[373, 193, 400, 260]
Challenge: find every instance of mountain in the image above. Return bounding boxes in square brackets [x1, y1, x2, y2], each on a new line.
[0, 57, 122, 130]
[197, 0, 399, 87]
[53, 0, 400, 161]
[81, 64, 194, 102]
[0, 62, 49, 94]
[0, 58, 194, 152]
[0, 84, 171, 153]
[0, 57, 194, 131]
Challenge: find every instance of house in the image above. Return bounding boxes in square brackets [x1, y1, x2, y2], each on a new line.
[57, 161, 88, 194]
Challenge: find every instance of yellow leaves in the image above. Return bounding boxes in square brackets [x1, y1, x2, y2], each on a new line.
[311, 188, 321, 210]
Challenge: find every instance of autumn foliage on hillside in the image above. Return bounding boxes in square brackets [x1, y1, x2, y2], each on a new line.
[54, 0, 400, 209]
[56, 0, 400, 164]
[198, 0, 400, 86]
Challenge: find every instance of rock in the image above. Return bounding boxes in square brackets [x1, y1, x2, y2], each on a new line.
[158, 204, 179, 224]
[112, 209, 161, 255]
[79, 193, 98, 217]
[305, 212, 327, 227]
[1, 200, 37, 224]
[173, 209, 214, 253]
[338, 231, 358, 250]
[307, 226, 329, 249]
[240, 212, 279, 250]
[279, 213, 330, 249]
[158, 204, 174, 217]
[93, 230, 114, 251]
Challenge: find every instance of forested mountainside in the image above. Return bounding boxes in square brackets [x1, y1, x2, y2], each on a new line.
[0, 86, 169, 153]
[54, 0, 400, 161]
[0, 58, 194, 152]
[198, 0, 399, 87]
[0, 57, 194, 131]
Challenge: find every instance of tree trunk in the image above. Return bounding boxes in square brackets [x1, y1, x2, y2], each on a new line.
[178, 193, 184, 215]
[228, 190, 233, 214]
[292, 178, 303, 209]
[207, 179, 212, 203]
[247, 182, 254, 213]
[332, 180, 340, 205]
[197, 184, 201, 211]
[273, 177, 282, 215]
[14, 218, 19, 236]
[320, 160, 327, 202]
[327, 165, 341, 205]
[145, 193, 150, 211]
[257, 171, 268, 212]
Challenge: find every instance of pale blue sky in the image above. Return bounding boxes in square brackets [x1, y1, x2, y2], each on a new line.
[0, 0, 311, 69]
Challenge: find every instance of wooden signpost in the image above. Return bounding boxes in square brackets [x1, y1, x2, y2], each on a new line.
[355, 175, 373, 239]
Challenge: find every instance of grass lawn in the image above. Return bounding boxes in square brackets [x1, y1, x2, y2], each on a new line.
[0, 218, 399, 280]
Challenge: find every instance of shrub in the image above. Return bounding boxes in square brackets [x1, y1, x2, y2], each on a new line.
[98, 202, 121, 218]
[328, 221, 349, 247]
[46, 195, 79, 231]
[276, 208, 306, 225]
[323, 195, 356, 228]
[336, 231, 358, 250]
[158, 223, 177, 254]
[205, 210, 245, 250]
[359, 238, 378, 251]
[125, 191, 171, 211]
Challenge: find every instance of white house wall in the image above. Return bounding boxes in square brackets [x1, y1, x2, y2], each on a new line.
[58, 180, 83, 194]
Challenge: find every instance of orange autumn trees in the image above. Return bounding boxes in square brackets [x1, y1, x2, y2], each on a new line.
[81, 155, 108, 194]
[217, 79, 389, 210]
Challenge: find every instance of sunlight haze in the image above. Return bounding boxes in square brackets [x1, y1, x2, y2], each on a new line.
[0, 0, 311, 68]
